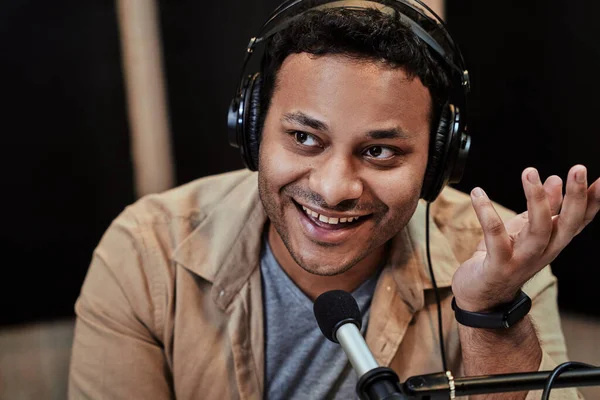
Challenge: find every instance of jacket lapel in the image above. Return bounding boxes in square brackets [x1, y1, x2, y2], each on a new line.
[227, 269, 265, 399]
[171, 171, 267, 399]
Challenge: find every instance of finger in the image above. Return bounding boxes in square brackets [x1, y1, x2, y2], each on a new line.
[581, 177, 600, 229]
[548, 165, 588, 252]
[504, 175, 564, 235]
[514, 168, 553, 258]
[543, 175, 564, 215]
[470, 187, 513, 264]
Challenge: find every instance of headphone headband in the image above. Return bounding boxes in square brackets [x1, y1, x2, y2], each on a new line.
[236, 0, 469, 97]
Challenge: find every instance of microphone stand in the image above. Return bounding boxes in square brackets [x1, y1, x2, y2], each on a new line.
[356, 367, 405, 400]
[355, 367, 600, 399]
[402, 368, 600, 399]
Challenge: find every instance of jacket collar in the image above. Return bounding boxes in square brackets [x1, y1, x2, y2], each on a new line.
[171, 172, 268, 310]
[171, 171, 459, 312]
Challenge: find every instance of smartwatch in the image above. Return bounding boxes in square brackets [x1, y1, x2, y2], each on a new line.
[451, 290, 532, 329]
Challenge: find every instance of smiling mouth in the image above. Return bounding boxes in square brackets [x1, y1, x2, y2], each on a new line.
[293, 200, 370, 231]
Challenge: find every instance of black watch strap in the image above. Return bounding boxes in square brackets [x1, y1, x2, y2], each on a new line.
[451, 290, 532, 329]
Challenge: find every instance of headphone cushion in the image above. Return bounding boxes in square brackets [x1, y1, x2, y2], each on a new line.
[245, 74, 262, 171]
[422, 104, 451, 201]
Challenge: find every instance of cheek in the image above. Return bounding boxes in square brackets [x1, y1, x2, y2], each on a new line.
[258, 134, 309, 191]
[368, 162, 426, 216]
[380, 183, 420, 214]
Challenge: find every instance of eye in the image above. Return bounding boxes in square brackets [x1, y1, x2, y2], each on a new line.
[292, 131, 320, 147]
[364, 145, 396, 160]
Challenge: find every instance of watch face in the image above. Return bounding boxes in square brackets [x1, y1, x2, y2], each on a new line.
[504, 295, 532, 328]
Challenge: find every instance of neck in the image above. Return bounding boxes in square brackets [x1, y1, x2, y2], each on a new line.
[267, 223, 385, 301]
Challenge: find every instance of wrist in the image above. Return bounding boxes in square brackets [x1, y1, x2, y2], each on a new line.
[454, 288, 522, 313]
[452, 290, 531, 329]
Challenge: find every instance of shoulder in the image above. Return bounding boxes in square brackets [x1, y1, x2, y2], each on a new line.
[99, 168, 258, 275]
[96, 169, 256, 253]
[121, 169, 257, 227]
[82, 169, 257, 335]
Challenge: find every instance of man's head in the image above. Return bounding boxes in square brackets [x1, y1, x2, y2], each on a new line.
[256, 5, 453, 275]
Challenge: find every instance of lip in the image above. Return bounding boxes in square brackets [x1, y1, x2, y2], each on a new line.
[294, 201, 370, 244]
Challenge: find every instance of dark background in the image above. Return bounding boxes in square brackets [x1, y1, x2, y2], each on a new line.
[1, 0, 598, 326]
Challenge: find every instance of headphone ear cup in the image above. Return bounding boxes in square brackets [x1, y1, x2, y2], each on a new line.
[421, 103, 452, 202]
[244, 73, 262, 171]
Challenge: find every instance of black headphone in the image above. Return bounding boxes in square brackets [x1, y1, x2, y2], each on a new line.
[227, 0, 472, 202]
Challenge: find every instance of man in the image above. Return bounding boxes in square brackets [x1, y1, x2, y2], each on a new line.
[69, 1, 599, 399]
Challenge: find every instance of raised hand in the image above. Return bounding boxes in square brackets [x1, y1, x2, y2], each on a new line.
[452, 165, 600, 312]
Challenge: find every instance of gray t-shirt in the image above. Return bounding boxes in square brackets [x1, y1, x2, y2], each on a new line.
[261, 238, 379, 400]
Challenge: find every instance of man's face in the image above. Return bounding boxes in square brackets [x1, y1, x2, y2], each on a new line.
[258, 53, 431, 276]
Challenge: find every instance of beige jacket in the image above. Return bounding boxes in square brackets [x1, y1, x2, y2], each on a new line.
[69, 169, 578, 399]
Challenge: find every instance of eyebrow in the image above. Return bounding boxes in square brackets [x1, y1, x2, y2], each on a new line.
[282, 111, 411, 139]
[365, 128, 410, 140]
[282, 112, 329, 131]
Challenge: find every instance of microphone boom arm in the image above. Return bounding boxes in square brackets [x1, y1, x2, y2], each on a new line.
[402, 368, 600, 398]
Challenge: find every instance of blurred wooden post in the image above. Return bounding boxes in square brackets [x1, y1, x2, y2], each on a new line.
[426, 0, 444, 19]
[116, 0, 175, 197]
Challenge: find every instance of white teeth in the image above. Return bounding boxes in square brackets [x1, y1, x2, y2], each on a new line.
[301, 204, 361, 225]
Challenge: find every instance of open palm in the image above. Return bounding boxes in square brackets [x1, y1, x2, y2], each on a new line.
[452, 165, 600, 312]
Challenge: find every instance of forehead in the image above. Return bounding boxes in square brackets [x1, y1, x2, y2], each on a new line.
[270, 53, 432, 136]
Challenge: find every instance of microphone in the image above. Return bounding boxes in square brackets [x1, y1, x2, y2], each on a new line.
[313, 293, 600, 399]
[314, 290, 405, 400]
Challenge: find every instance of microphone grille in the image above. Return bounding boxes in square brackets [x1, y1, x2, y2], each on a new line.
[313, 290, 362, 343]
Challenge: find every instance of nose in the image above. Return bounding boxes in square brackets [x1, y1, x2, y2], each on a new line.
[308, 152, 363, 207]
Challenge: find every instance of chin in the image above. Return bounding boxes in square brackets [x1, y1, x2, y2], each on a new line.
[282, 218, 382, 276]
[291, 251, 362, 276]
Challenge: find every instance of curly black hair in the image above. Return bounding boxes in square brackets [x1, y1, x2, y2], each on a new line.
[259, 6, 453, 132]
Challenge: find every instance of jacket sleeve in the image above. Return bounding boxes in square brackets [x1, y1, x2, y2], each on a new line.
[68, 212, 173, 399]
[524, 266, 583, 400]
